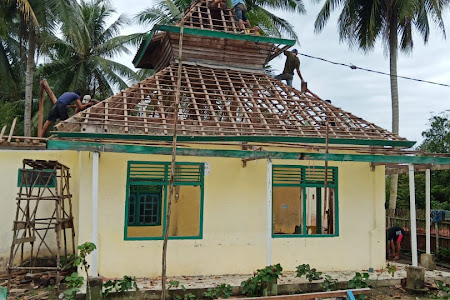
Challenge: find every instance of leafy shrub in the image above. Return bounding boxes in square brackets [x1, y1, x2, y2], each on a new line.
[321, 275, 337, 291]
[295, 264, 322, 282]
[104, 276, 139, 297]
[241, 264, 283, 296]
[348, 272, 370, 300]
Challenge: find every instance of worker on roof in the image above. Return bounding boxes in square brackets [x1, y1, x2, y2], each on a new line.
[39, 90, 92, 137]
[232, 0, 251, 33]
[275, 49, 305, 87]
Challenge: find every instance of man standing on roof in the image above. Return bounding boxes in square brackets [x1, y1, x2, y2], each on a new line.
[275, 49, 304, 87]
[232, 0, 251, 33]
[39, 90, 92, 137]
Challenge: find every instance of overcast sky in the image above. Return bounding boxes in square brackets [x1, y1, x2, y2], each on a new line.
[111, 0, 450, 145]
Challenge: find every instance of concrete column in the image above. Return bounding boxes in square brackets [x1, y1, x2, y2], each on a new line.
[425, 169, 431, 254]
[408, 164, 418, 267]
[91, 152, 99, 276]
[266, 159, 272, 266]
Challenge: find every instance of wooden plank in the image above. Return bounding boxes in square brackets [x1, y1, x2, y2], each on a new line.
[7, 117, 17, 142]
[13, 236, 36, 244]
[239, 289, 370, 300]
[0, 125, 6, 141]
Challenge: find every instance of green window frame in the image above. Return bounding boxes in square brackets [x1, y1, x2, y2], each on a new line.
[124, 161, 205, 241]
[272, 165, 339, 238]
[128, 185, 162, 226]
[17, 169, 56, 187]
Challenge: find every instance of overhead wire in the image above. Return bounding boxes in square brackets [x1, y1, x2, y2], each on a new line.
[298, 52, 450, 88]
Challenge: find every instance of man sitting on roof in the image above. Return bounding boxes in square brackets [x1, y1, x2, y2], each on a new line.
[232, 0, 251, 33]
[39, 90, 92, 137]
[275, 49, 305, 87]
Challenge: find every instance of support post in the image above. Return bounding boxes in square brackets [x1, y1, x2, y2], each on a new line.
[266, 159, 272, 266]
[91, 152, 99, 276]
[408, 164, 418, 267]
[425, 169, 431, 254]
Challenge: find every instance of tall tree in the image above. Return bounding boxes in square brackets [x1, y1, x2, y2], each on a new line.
[135, 0, 305, 40]
[40, 0, 141, 98]
[0, 2, 23, 101]
[5, 0, 82, 136]
[314, 0, 449, 214]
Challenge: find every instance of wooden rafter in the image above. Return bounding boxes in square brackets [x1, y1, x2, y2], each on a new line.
[56, 64, 408, 143]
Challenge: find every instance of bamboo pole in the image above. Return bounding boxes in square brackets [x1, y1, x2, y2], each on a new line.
[161, 21, 184, 300]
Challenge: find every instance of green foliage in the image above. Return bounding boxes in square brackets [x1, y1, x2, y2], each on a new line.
[295, 264, 310, 277]
[41, 0, 141, 98]
[387, 264, 397, 277]
[241, 264, 283, 296]
[63, 272, 84, 300]
[295, 264, 322, 282]
[437, 247, 450, 262]
[387, 111, 450, 210]
[348, 272, 370, 300]
[436, 280, 450, 293]
[75, 242, 96, 270]
[321, 275, 337, 292]
[202, 284, 233, 299]
[184, 293, 196, 300]
[104, 276, 139, 297]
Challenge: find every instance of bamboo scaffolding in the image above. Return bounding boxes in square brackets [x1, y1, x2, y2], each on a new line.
[7, 160, 75, 292]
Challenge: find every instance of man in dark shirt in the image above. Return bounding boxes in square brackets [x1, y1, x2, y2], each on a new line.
[386, 226, 405, 260]
[275, 49, 304, 87]
[39, 90, 92, 137]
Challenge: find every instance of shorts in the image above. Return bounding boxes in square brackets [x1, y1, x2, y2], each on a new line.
[234, 3, 247, 21]
[275, 73, 294, 87]
[396, 234, 404, 243]
[47, 102, 69, 122]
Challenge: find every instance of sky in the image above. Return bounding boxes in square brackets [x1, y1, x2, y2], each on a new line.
[111, 0, 450, 145]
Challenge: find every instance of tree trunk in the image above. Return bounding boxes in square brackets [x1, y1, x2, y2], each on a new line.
[24, 30, 36, 137]
[388, 17, 399, 219]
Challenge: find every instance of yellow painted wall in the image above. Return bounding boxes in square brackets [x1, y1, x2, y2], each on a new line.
[74, 150, 386, 278]
[0, 150, 79, 272]
[0, 145, 386, 277]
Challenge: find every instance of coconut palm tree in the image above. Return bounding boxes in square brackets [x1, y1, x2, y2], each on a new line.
[4, 0, 82, 136]
[40, 0, 142, 99]
[136, 0, 305, 40]
[314, 0, 449, 214]
[0, 3, 23, 100]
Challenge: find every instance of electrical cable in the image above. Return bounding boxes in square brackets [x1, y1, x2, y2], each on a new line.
[298, 52, 450, 88]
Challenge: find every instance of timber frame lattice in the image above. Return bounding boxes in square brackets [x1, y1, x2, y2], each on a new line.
[56, 64, 405, 143]
[7, 159, 75, 290]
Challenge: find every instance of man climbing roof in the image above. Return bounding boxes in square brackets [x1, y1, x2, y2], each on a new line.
[275, 49, 305, 87]
[39, 90, 92, 137]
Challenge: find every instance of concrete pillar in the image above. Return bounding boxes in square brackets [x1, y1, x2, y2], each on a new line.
[266, 159, 272, 266]
[87, 277, 103, 300]
[421, 169, 436, 270]
[406, 265, 425, 291]
[408, 164, 418, 267]
[91, 152, 99, 276]
[425, 169, 431, 254]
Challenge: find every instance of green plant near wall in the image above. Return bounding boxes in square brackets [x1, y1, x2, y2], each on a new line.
[348, 272, 370, 300]
[63, 272, 84, 300]
[202, 284, 233, 299]
[241, 264, 282, 297]
[295, 264, 322, 282]
[321, 275, 337, 292]
[103, 276, 139, 297]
